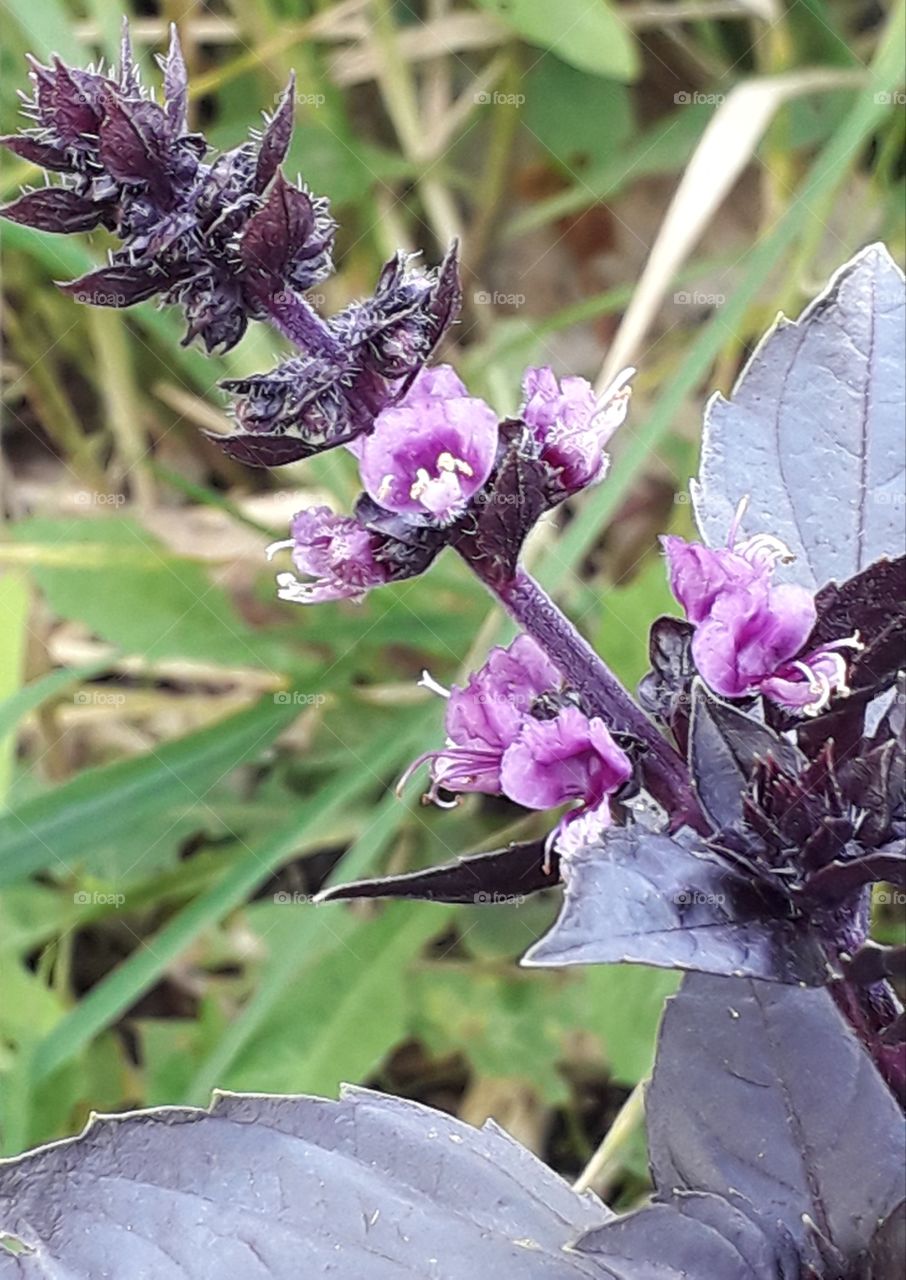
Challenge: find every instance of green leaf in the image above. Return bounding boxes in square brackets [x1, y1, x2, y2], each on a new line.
[6, 517, 284, 669]
[474, 0, 639, 82]
[0, 694, 300, 888]
[524, 55, 634, 168]
[226, 903, 446, 1098]
[0, 575, 29, 805]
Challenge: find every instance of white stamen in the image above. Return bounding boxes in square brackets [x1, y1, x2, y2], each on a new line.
[736, 531, 795, 567]
[419, 670, 451, 699]
[265, 538, 295, 560]
[793, 660, 833, 716]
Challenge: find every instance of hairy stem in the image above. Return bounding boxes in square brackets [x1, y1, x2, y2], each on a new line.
[488, 568, 706, 831]
[260, 289, 342, 358]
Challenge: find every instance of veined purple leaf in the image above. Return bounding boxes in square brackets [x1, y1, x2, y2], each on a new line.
[59, 264, 168, 308]
[693, 244, 906, 591]
[0, 1088, 613, 1279]
[809, 555, 906, 694]
[255, 74, 296, 193]
[521, 826, 831, 984]
[0, 188, 108, 234]
[647, 974, 906, 1271]
[689, 682, 801, 831]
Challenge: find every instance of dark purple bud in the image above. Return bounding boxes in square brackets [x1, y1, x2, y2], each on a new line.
[220, 246, 462, 463]
[97, 96, 173, 205]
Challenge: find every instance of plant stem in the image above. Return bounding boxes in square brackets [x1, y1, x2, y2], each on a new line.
[262, 290, 342, 357]
[488, 568, 705, 831]
[574, 1080, 646, 1196]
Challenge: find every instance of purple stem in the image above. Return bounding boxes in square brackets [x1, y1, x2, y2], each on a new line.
[258, 288, 343, 359]
[489, 568, 706, 831]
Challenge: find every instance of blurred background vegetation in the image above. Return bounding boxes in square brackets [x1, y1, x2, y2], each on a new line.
[1, 0, 903, 1197]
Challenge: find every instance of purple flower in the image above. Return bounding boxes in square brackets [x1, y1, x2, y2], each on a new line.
[663, 508, 860, 714]
[359, 366, 499, 522]
[520, 366, 633, 496]
[402, 638, 632, 850]
[501, 707, 632, 849]
[268, 503, 445, 604]
[268, 507, 391, 604]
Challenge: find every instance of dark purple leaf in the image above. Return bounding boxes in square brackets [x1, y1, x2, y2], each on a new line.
[238, 173, 334, 287]
[521, 826, 830, 984]
[59, 264, 166, 308]
[255, 74, 296, 193]
[802, 846, 906, 903]
[0, 188, 107, 234]
[0, 134, 70, 170]
[0, 1088, 613, 1279]
[161, 24, 189, 133]
[205, 428, 352, 468]
[844, 942, 906, 987]
[689, 683, 801, 831]
[97, 96, 172, 201]
[868, 1201, 906, 1280]
[577, 1196, 785, 1280]
[319, 839, 558, 905]
[809, 556, 906, 694]
[693, 245, 906, 591]
[453, 424, 550, 588]
[647, 974, 906, 1270]
[637, 615, 696, 748]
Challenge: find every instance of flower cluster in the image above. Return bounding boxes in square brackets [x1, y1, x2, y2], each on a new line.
[401, 637, 632, 857]
[663, 503, 859, 714]
[269, 363, 632, 603]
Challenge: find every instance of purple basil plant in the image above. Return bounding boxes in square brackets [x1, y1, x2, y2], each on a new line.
[2, 27, 904, 1280]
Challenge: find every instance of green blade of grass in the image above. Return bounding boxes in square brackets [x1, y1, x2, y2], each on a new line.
[28, 711, 431, 1084]
[545, 0, 906, 585]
